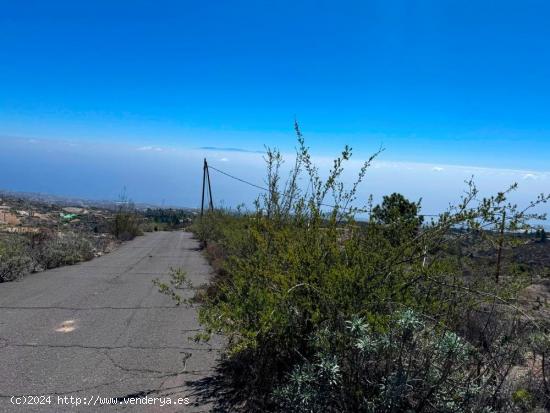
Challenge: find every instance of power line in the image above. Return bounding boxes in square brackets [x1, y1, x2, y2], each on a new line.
[207, 162, 440, 217]
[208, 165, 270, 192]
[208, 164, 361, 212]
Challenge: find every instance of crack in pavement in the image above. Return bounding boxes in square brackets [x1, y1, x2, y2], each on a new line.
[0, 331, 220, 351]
[102, 350, 193, 376]
[1, 342, 220, 351]
[0, 359, 212, 399]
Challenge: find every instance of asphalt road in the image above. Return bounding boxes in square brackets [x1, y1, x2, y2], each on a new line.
[0, 231, 223, 412]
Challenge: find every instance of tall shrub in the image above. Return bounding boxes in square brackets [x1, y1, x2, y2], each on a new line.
[185, 123, 549, 411]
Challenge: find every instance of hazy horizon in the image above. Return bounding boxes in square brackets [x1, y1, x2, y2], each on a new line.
[1, 135, 547, 219]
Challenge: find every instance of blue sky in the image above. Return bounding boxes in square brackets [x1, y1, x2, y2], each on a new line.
[1, 1, 549, 210]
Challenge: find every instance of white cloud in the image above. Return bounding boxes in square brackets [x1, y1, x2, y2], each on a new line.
[432, 166, 444, 172]
[220, 157, 229, 162]
[523, 173, 538, 180]
[137, 146, 163, 152]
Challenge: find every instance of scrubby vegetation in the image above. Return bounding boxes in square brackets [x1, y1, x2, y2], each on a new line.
[0, 231, 99, 281]
[0, 235, 33, 282]
[0, 194, 121, 282]
[29, 231, 95, 270]
[0, 189, 193, 282]
[110, 195, 193, 238]
[143, 208, 193, 231]
[110, 198, 143, 241]
[157, 124, 550, 411]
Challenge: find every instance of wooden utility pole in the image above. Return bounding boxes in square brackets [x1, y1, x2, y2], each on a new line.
[200, 158, 214, 217]
[495, 211, 506, 284]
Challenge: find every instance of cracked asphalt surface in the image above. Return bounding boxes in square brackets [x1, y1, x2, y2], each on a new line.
[0, 231, 223, 412]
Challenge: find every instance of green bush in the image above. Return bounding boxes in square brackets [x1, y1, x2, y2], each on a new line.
[0, 236, 33, 282]
[0, 231, 98, 280]
[111, 208, 142, 240]
[31, 232, 95, 270]
[144, 208, 191, 230]
[140, 220, 165, 232]
[181, 124, 549, 411]
[273, 310, 496, 412]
